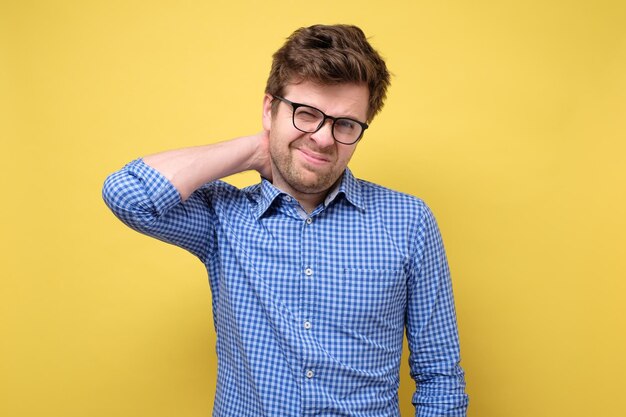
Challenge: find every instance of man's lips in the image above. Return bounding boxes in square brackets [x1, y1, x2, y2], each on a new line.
[297, 148, 332, 165]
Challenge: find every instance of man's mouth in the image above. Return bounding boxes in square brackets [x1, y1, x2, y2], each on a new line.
[297, 148, 331, 165]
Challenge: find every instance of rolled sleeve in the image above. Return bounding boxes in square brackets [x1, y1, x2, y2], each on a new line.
[406, 203, 469, 417]
[102, 158, 215, 262]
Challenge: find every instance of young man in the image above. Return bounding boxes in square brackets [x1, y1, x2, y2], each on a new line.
[103, 24, 468, 417]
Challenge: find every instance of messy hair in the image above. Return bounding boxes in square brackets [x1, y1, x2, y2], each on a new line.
[265, 24, 390, 122]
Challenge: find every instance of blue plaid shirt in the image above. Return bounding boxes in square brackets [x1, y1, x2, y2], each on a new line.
[102, 158, 468, 417]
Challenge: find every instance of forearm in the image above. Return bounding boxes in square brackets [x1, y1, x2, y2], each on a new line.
[142, 132, 269, 201]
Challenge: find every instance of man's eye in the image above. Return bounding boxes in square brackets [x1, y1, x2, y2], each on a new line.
[296, 110, 320, 120]
[336, 119, 357, 131]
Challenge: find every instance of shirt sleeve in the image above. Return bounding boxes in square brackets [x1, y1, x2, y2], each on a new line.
[102, 158, 216, 263]
[406, 203, 469, 417]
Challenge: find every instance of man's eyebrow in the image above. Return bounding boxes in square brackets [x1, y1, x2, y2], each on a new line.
[283, 95, 364, 121]
[306, 101, 364, 122]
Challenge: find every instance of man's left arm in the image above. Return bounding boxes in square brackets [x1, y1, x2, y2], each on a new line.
[406, 203, 469, 417]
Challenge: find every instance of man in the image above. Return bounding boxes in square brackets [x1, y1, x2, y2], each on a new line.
[103, 24, 468, 417]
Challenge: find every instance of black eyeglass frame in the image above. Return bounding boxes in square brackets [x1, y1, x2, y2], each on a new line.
[272, 95, 369, 145]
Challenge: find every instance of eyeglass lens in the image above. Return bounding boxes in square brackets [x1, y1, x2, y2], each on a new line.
[293, 106, 362, 144]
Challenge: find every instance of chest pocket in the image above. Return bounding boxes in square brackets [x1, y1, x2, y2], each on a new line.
[338, 268, 407, 334]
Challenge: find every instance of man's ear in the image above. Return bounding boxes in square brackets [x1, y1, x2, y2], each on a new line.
[262, 94, 273, 131]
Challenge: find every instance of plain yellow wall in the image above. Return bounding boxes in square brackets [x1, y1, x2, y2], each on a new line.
[2, 1, 625, 416]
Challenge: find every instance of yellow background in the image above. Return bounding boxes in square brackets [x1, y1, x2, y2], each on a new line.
[2, 1, 625, 416]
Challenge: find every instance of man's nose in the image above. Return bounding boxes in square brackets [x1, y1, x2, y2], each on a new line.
[310, 119, 335, 147]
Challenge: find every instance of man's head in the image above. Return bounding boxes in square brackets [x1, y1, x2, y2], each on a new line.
[261, 24, 390, 206]
[265, 24, 390, 123]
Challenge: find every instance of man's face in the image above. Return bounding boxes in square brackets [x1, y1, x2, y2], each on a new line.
[262, 81, 369, 199]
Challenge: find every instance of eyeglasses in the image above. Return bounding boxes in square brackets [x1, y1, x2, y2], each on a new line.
[272, 95, 368, 145]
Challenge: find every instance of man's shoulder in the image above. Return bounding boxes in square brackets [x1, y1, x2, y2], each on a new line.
[355, 177, 428, 211]
[351, 177, 438, 253]
[194, 180, 262, 210]
[198, 180, 260, 196]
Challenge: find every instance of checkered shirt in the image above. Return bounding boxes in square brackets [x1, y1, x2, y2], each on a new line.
[102, 158, 469, 417]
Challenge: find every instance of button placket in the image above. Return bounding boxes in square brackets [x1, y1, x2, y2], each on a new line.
[300, 207, 318, 409]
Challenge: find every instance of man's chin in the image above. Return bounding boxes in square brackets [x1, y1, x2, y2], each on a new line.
[291, 174, 340, 195]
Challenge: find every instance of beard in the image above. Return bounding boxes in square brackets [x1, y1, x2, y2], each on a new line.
[269, 138, 344, 195]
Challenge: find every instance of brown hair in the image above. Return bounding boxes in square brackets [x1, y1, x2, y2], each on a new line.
[265, 24, 390, 122]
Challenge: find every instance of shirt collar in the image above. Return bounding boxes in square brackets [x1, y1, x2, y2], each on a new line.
[253, 178, 284, 219]
[326, 168, 364, 211]
[252, 168, 365, 219]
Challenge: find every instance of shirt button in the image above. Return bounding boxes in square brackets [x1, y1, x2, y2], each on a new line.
[304, 268, 313, 276]
[284, 196, 292, 202]
[304, 320, 312, 330]
[305, 217, 313, 225]
[305, 370, 314, 379]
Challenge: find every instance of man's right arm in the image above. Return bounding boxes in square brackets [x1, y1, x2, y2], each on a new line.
[102, 132, 271, 260]
[142, 131, 271, 201]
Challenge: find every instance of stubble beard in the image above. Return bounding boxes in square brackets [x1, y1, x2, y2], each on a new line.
[270, 143, 341, 196]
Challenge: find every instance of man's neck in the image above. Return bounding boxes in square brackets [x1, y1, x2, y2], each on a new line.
[272, 177, 343, 215]
[294, 191, 327, 214]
